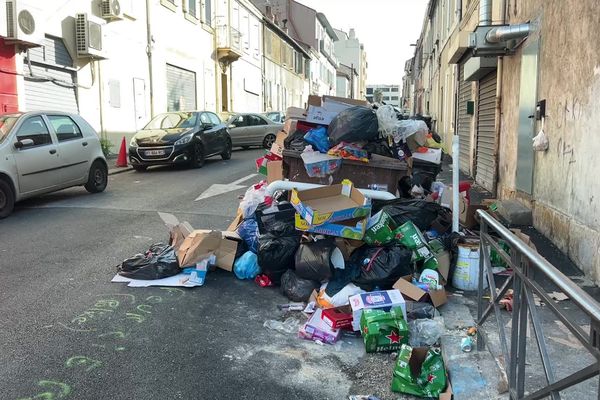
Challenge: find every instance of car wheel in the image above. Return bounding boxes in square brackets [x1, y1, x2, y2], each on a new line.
[133, 165, 148, 172]
[0, 179, 15, 219]
[262, 134, 276, 149]
[84, 160, 108, 193]
[221, 139, 232, 160]
[190, 142, 205, 168]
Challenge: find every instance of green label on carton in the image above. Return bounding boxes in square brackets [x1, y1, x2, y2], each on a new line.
[363, 210, 398, 246]
[391, 345, 447, 397]
[360, 307, 409, 353]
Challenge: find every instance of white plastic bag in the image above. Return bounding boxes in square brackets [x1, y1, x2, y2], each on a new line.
[240, 182, 268, 218]
[532, 129, 549, 151]
[376, 105, 398, 138]
[393, 119, 429, 144]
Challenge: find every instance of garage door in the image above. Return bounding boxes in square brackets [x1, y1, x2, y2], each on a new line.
[166, 64, 197, 112]
[24, 36, 78, 113]
[475, 72, 497, 192]
[456, 63, 472, 175]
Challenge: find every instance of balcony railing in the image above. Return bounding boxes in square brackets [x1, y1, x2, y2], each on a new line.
[216, 21, 242, 62]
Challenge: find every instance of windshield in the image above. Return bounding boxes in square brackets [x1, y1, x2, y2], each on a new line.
[0, 115, 20, 144]
[265, 112, 281, 122]
[143, 112, 198, 130]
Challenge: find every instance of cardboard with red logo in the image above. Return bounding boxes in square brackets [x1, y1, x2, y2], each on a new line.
[360, 306, 409, 353]
[321, 305, 353, 330]
[299, 308, 341, 344]
[349, 289, 407, 331]
[393, 276, 448, 308]
[405, 347, 453, 400]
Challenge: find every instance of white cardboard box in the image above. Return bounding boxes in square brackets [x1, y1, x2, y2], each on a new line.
[349, 289, 407, 331]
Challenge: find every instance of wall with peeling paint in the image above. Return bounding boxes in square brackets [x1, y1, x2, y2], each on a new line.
[498, 0, 600, 281]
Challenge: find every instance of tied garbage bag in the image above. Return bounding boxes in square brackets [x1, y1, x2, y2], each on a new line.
[280, 270, 320, 302]
[118, 243, 180, 280]
[233, 251, 261, 279]
[258, 220, 301, 284]
[295, 240, 345, 282]
[237, 217, 259, 253]
[328, 106, 379, 146]
[391, 345, 447, 397]
[351, 245, 413, 290]
[303, 126, 330, 153]
[373, 199, 451, 232]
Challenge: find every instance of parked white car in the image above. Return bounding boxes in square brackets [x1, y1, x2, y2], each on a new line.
[0, 111, 108, 218]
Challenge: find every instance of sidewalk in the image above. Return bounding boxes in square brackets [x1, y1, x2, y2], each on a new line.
[106, 154, 133, 176]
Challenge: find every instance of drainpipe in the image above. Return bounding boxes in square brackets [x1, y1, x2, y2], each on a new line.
[145, 0, 155, 117]
[492, 0, 507, 196]
[479, 0, 492, 26]
[96, 61, 106, 141]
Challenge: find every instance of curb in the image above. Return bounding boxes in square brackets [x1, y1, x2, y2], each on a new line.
[108, 166, 133, 176]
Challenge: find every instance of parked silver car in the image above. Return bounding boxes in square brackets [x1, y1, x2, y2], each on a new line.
[265, 111, 285, 123]
[0, 111, 108, 218]
[226, 113, 283, 149]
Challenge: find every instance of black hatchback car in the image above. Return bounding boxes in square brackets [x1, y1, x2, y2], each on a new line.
[128, 111, 232, 171]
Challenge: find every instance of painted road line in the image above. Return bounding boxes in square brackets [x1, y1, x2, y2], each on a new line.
[194, 174, 258, 201]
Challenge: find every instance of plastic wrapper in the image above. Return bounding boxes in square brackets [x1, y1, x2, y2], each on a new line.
[301, 148, 342, 178]
[327, 142, 369, 162]
[408, 318, 445, 347]
[317, 283, 364, 308]
[393, 120, 429, 144]
[117, 243, 180, 280]
[327, 106, 379, 146]
[303, 126, 330, 153]
[237, 217, 259, 253]
[295, 240, 344, 282]
[240, 182, 269, 219]
[280, 270, 319, 302]
[257, 220, 301, 284]
[284, 129, 308, 151]
[533, 128, 549, 151]
[391, 345, 447, 397]
[263, 317, 300, 334]
[350, 245, 413, 291]
[376, 105, 398, 138]
[233, 251, 260, 280]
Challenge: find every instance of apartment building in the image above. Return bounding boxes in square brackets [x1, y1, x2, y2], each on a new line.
[366, 84, 401, 108]
[250, 0, 337, 96]
[333, 28, 367, 100]
[335, 63, 357, 99]
[406, 0, 600, 283]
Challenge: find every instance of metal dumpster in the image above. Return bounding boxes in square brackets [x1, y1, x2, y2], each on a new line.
[282, 150, 408, 195]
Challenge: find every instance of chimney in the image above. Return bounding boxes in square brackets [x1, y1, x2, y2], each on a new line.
[274, 14, 279, 25]
[265, 5, 274, 22]
[282, 19, 288, 33]
[349, 28, 356, 39]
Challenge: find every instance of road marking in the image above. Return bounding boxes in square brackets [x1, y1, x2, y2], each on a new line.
[194, 174, 258, 201]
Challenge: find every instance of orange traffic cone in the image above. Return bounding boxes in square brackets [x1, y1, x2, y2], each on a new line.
[116, 136, 128, 167]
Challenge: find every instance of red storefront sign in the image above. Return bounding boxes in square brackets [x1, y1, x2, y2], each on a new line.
[0, 38, 18, 113]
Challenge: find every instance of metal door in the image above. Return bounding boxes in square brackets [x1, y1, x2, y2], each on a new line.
[24, 37, 78, 113]
[133, 78, 146, 130]
[12, 116, 62, 194]
[166, 64, 196, 112]
[475, 72, 498, 192]
[457, 63, 473, 174]
[516, 39, 539, 193]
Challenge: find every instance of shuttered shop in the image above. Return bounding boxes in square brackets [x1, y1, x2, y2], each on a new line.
[166, 64, 197, 112]
[456, 63, 472, 174]
[24, 36, 78, 113]
[475, 72, 497, 192]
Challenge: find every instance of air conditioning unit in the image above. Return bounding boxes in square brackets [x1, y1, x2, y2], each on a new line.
[75, 13, 107, 59]
[0, 0, 7, 37]
[101, 0, 123, 21]
[5, 0, 45, 47]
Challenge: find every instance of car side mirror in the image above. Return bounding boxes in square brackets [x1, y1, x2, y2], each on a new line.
[14, 138, 34, 149]
[202, 123, 212, 130]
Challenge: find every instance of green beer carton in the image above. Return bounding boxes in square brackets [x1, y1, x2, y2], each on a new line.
[391, 344, 447, 397]
[360, 306, 409, 353]
[363, 210, 399, 245]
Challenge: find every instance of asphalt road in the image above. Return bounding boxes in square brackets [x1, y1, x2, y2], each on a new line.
[0, 149, 380, 400]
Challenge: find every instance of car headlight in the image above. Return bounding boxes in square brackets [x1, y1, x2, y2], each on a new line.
[130, 138, 138, 147]
[175, 135, 194, 146]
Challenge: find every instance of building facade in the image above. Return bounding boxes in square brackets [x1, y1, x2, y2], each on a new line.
[335, 63, 357, 99]
[250, 0, 337, 96]
[366, 84, 401, 108]
[333, 28, 367, 100]
[406, 0, 600, 283]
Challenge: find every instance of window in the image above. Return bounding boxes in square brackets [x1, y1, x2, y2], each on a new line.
[199, 113, 211, 125]
[187, 0, 197, 17]
[366, 88, 373, 95]
[230, 115, 247, 127]
[160, 0, 177, 12]
[207, 113, 221, 125]
[203, 0, 212, 26]
[391, 87, 399, 92]
[16, 116, 52, 146]
[391, 96, 399, 101]
[48, 115, 83, 142]
[248, 115, 266, 126]
[383, 96, 390, 101]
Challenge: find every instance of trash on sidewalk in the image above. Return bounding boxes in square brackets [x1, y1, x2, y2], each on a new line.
[360, 306, 409, 353]
[391, 345, 450, 398]
[299, 308, 341, 344]
[117, 243, 180, 280]
[349, 289, 407, 331]
[264, 318, 300, 334]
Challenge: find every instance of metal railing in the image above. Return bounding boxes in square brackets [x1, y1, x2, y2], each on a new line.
[216, 24, 242, 53]
[476, 210, 600, 400]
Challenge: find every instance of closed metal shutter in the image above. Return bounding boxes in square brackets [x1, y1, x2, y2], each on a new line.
[475, 72, 497, 192]
[166, 64, 196, 111]
[456, 63, 472, 174]
[24, 36, 78, 113]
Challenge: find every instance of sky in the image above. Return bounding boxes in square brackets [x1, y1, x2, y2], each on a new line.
[296, 0, 428, 86]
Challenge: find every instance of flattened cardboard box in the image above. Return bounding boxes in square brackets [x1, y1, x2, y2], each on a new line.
[295, 214, 367, 240]
[393, 275, 447, 308]
[267, 160, 283, 184]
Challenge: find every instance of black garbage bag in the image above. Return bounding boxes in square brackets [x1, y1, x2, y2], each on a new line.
[117, 243, 180, 280]
[328, 106, 379, 146]
[284, 129, 308, 151]
[363, 140, 394, 158]
[257, 220, 302, 284]
[372, 199, 451, 231]
[280, 270, 320, 302]
[350, 245, 413, 290]
[295, 240, 342, 282]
